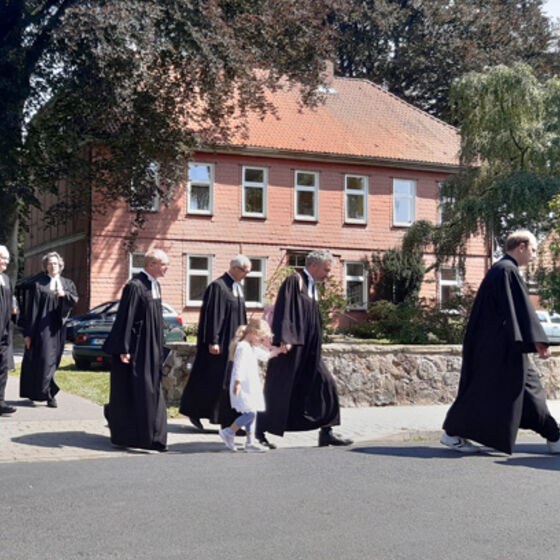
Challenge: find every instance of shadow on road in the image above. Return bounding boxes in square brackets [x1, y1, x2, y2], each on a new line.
[11, 431, 232, 455]
[11, 431, 126, 452]
[351, 445, 470, 459]
[167, 423, 218, 435]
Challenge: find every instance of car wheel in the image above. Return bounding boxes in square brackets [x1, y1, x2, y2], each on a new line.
[74, 358, 91, 370]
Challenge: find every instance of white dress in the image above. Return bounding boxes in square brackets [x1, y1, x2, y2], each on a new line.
[229, 340, 269, 413]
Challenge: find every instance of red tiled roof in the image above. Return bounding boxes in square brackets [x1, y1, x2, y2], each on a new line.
[222, 76, 460, 168]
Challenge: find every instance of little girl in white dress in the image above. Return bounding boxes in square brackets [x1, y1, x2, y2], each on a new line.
[219, 319, 287, 452]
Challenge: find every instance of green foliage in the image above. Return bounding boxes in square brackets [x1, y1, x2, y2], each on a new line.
[433, 64, 560, 262]
[370, 248, 424, 304]
[344, 291, 475, 345]
[370, 220, 435, 303]
[317, 275, 347, 340]
[1, 0, 339, 262]
[535, 265, 560, 313]
[333, 0, 556, 122]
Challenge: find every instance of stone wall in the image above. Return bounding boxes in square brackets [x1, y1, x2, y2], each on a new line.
[162, 342, 560, 407]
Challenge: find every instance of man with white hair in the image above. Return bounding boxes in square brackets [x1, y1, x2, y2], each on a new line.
[442, 230, 560, 455]
[103, 249, 170, 451]
[257, 249, 352, 448]
[0, 245, 15, 415]
[180, 255, 250, 430]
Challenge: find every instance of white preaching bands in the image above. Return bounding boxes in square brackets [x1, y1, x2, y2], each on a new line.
[141, 268, 161, 299]
[49, 275, 65, 296]
[303, 268, 319, 301]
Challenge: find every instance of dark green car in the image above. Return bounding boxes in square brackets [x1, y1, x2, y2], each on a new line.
[72, 319, 186, 369]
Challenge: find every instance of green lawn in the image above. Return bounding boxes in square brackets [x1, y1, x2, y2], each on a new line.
[10, 356, 182, 418]
[10, 356, 110, 406]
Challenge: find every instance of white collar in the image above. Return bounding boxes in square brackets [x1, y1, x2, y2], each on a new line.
[303, 268, 318, 300]
[226, 271, 243, 297]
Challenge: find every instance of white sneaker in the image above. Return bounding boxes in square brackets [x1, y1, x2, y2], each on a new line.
[440, 432, 480, 453]
[219, 429, 236, 451]
[547, 437, 560, 454]
[244, 443, 267, 453]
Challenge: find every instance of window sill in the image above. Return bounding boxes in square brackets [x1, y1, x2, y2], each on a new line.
[294, 216, 318, 223]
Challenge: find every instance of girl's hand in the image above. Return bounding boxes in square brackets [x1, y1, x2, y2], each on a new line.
[233, 381, 241, 396]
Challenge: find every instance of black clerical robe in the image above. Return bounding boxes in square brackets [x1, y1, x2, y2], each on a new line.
[0, 273, 12, 401]
[19, 273, 78, 401]
[103, 272, 167, 450]
[259, 271, 340, 436]
[179, 273, 247, 422]
[443, 255, 555, 454]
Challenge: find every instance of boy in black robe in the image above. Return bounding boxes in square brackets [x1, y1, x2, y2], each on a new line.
[257, 249, 352, 448]
[19, 251, 78, 407]
[103, 249, 169, 452]
[0, 245, 16, 415]
[179, 255, 250, 430]
[442, 230, 560, 454]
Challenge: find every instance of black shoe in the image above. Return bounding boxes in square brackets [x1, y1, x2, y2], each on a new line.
[189, 417, 204, 431]
[151, 442, 168, 452]
[47, 398, 58, 408]
[257, 432, 277, 450]
[0, 402, 16, 415]
[318, 428, 353, 447]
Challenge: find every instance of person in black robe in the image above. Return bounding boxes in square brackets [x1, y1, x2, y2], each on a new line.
[179, 255, 250, 430]
[19, 251, 78, 407]
[257, 249, 353, 449]
[442, 230, 560, 455]
[103, 249, 169, 452]
[0, 245, 16, 416]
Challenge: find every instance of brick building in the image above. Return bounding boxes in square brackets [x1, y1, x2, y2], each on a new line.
[24, 72, 490, 325]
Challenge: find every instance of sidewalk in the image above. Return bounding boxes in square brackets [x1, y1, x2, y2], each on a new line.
[3, 375, 560, 464]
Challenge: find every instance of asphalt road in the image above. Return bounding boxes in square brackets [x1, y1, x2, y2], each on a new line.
[1, 437, 560, 560]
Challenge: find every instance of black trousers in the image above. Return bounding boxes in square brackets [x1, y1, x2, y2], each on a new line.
[520, 363, 560, 442]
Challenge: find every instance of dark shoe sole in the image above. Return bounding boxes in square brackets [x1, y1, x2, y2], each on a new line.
[189, 417, 204, 430]
[257, 438, 277, 450]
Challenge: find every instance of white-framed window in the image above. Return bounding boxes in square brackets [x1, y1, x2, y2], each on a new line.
[438, 182, 454, 224]
[243, 257, 267, 308]
[345, 262, 367, 310]
[129, 252, 145, 278]
[242, 167, 267, 218]
[439, 266, 462, 308]
[393, 178, 416, 226]
[186, 255, 212, 305]
[188, 163, 214, 215]
[130, 162, 160, 212]
[294, 170, 319, 221]
[287, 253, 308, 271]
[345, 175, 368, 224]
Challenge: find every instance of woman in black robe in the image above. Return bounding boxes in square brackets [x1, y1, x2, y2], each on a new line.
[442, 231, 560, 454]
[19, 252, 78, 406]
[103, 250, 169, 451]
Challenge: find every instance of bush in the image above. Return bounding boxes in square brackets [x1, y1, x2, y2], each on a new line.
[343, 291, 475, 344]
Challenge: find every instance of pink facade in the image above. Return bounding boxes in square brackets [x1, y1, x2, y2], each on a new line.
[23, 73, 490, 322]
[85, 152, 488, 326]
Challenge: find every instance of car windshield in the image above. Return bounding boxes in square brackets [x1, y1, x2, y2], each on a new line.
[89, 302, 115, 314]
[104, 302, 119, 314]
[537, 311, 548, 322]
